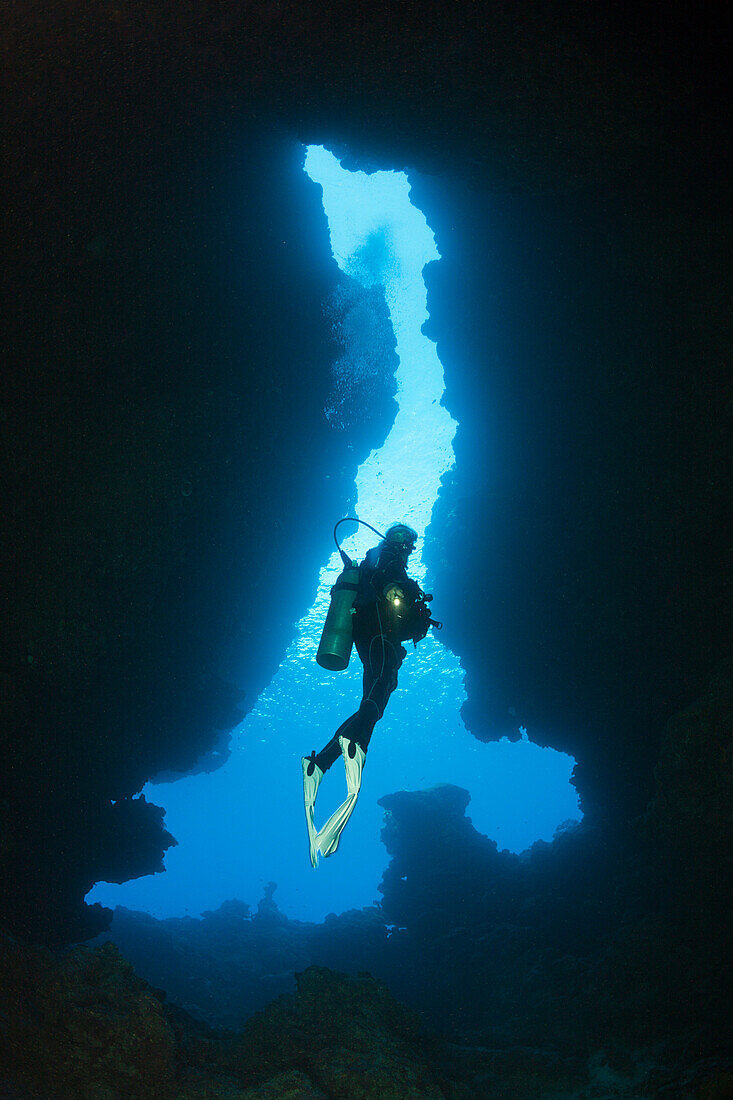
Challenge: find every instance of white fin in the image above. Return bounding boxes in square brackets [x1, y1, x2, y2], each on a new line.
[314, 738, 366, 859]
[302, 757, 323, 868]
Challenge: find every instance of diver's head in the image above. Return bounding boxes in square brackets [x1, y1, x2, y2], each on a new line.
[383, 523, 418, 564]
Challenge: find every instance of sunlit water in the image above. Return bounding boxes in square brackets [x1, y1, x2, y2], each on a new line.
[88, 146, 580, 923]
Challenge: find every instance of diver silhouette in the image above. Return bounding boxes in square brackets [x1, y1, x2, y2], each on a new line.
[302, 522, 437, 867]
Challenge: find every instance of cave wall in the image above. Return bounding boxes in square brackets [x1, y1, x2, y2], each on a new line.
[417, 164, 730, 821]
[1, 114, 397, 939]
[1, 1, 728, 940]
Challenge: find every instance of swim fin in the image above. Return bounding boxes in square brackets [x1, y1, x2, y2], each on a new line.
[302, 754, 323, 869]
[315, 736, 365, 859]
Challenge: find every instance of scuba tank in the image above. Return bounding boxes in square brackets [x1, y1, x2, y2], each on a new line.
[316, 517, 386, 672]
[316, 557, 360, 671]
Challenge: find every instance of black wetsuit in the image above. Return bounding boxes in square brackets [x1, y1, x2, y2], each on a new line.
[312, 543, 430, 773]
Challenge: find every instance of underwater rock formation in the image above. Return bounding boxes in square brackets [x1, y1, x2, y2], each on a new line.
[0, 928, 452, 1099]
[0, 126, 399, 943]
[373, 663, 732, 1061]
[104, 898, 393, 1029]
[231, 966, 446, 1098]
[92, 671, 732, 1096]
[417, 168, 730, 825]
[3, 915, 731, 1099]
[2, 0, 728, 1047]
[0, 929, 180, 1098]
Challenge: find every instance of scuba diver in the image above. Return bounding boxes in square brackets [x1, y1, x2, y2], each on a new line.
[301, 520, 440, 868]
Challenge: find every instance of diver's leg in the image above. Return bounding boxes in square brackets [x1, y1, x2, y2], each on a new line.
[302, 701, 365, 866]
[308, 733, 342, 776]
[315, 633, 402, 860]
[352, 632, 404, 751]
[307, 649, 386, 775]
[309, 632, 376, 860]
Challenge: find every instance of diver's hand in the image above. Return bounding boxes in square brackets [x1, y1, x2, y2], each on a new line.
[383, 584, 406, 606]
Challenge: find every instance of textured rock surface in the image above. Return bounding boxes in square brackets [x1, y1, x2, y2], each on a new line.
[0, 930, 452, 1098]
[231, 966, 446, 1098]
[0, 931, 178, 1098]
[1, 5, 729, 1097]
[1, 0, 729, 990]
[2, 925, 730, 1099]
[93, 672, 732, 1096]
[0, 125, 397, 942]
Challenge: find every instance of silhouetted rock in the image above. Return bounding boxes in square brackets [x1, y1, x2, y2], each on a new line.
[0, 930, 178, 1098]
[1, 12, 730, 1100]
[3, 922, 729, 1099]
[95, 674, 731, 1091]
[643, 658, 733, 890]
[1, 0, 728, 949]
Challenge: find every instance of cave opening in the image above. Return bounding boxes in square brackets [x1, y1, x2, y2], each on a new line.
[87, 144, 581, 925]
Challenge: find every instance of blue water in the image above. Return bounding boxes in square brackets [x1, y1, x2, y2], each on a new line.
[88, 145, 580, 923]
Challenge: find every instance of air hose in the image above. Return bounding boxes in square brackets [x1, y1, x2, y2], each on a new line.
[333, 516, 441, 631]
[332, 517, 386, 567]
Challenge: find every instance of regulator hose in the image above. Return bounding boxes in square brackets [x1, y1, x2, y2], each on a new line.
[333, 517, 386, 566]
[333, 516, 441, 631]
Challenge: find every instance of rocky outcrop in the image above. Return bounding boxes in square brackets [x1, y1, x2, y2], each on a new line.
[91, 672, 731, 1096]
[0, 126, 398, 943]
[3, 921, 731, 1099]
[0, 931, 179, 1098]
[231, 966, 446, 1098]
[1, 0, 727, 970]
[0, 929, 452, 1099]
[643, 658, 733, 876]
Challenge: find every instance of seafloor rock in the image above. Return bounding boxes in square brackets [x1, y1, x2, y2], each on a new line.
[104, 896, 394, 1030]
[3, 675, 729, 1098]
[229, 966, 446, 1099]
[0, 929, 456, 1099]
[0, 929, 177, 1098]
[3, 920, 730, 1099]
[99, 671, 732, 1083]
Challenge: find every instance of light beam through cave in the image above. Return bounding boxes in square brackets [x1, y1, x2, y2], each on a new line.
[88, 146, 580, 923]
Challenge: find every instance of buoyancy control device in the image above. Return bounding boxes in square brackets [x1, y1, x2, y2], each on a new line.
[316, 518, 386, 672]
[316, 517, 442, 669]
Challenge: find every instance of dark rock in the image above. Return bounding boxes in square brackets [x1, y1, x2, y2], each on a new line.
[6, 921, 729, 1099]
[643, 658, 733, 881]
[0, 930, 457, 1099]
[0, 930, 177, 1099]
[102, 892, 394, 1030]
[0, 126, 398, 941]
[0, 17, 729, 1099]
[230, 966, 446, 1098]
[94, 673, 730, 1087]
